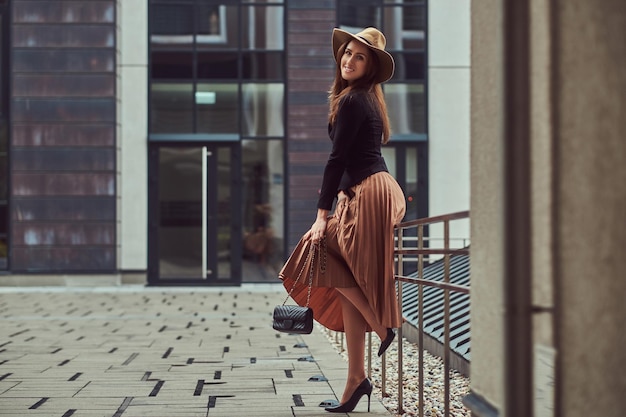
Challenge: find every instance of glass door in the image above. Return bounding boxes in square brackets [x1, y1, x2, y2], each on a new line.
[148, 143, 241, 285]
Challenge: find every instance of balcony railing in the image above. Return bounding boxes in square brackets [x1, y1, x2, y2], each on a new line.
[392, 210, 470, 416]
[324, 211, 470, 416]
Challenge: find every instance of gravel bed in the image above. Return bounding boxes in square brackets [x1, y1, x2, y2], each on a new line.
[321, 327, 471, 417]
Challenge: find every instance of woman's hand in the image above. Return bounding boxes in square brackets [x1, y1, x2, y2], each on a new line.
[304, 209, 329, 243]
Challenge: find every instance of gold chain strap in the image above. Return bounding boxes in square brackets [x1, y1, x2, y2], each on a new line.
[283, 237, 326, 307]
[319, 236, 327, 274]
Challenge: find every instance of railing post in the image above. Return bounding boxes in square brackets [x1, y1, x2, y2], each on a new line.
[417, 224, 424, 417]
[381, 350, 387, 396]
[443, 220, 451, 417]
[396, 226, 404, 415]
[367, 332, 372, 379]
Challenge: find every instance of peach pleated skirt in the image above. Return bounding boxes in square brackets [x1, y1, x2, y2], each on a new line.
[278, 171, 406, 332]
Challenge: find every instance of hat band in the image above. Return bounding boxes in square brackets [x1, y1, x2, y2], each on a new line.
[357, 35, 373, 46]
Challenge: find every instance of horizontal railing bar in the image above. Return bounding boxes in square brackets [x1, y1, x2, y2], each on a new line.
[396, 276, 470, 294]
[395, 236, 470, 242]
[396, 248, 470, 256]
[395, 210, 470, 229]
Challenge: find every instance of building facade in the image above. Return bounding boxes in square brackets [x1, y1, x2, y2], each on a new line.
[0, 0, 470, 286]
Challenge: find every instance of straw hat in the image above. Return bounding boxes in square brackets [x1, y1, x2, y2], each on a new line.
[332, 27, 395, 84]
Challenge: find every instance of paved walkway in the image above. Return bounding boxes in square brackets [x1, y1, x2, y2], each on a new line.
[0, 285, 392, 417]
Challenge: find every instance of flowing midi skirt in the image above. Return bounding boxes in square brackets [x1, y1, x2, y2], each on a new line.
[278, 171, 406, 332]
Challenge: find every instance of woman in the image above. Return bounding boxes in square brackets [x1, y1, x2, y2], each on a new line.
[279, 27, 405, 413]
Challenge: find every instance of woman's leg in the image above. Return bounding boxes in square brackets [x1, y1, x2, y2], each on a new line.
[338, 294, 368, 403]
[336, 287, 387, 340]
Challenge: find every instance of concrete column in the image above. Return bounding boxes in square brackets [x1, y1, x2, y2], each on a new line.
[468, 1, 626, 416]
[467, 0, 506, 412]
[117, 0, 148, 280]
[428, 0, 471, 241]
[554, 2, 626, 416]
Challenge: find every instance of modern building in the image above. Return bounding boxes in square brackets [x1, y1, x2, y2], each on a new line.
[3, 2, 625, 417]
[0, 0, 471, 286]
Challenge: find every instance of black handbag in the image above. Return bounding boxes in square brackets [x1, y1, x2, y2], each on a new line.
[273, 238, 326, 335]
[272, 305, 314, 334]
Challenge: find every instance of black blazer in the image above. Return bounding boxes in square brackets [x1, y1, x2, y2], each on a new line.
[317, 90, 388, 210]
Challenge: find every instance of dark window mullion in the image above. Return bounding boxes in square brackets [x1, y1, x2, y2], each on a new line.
[192, 0, 200, 132]
[237, 3, 243, 135]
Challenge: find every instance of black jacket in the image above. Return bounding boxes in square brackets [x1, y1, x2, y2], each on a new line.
[317, 90, 388, 210]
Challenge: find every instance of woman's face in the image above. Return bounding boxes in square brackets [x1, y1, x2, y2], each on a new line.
[340, 40, 370, 84]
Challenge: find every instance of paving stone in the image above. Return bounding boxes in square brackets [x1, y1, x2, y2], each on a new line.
[0, 285, 391, 416]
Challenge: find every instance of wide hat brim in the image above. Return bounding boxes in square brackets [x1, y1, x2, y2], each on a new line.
[332, 27, 395, 84]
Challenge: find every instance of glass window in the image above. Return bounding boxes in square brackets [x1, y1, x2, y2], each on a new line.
[242, 52, 285, 80]
[215, 146, 232, 280]
[383, 5, 426, 36]
[382, 147, 396, 177]
[242, 83, 284, 137]
[195, 5, 238, 48]
[384, 0, 425, 3]
[0, 152, 6, 201]
[151, 3, 195, 49]
[197, 52, 238, 79]
[382, 144, 424, 223]
[148, 1, 286, 283]
[150, 83, 194, 133]
[392, 52, 425, 81]
[338, 0, 381, 29]
[151, 51, 193, 79]
[158, 146, 204, 279]
[242, 139, 284, 276]
[385, 83, 425, 135]
[241, 6, 284, 50]
[404, 147, 419, 221]
[196, 83, 239, 134]
[151, 3, 239, 50]
[149, 1, 287, 135]
[242, 0, 284, 3]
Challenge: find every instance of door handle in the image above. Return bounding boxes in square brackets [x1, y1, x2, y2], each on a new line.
[202, 146, 208, 279]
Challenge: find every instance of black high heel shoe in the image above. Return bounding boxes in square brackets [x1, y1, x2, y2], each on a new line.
[377, 328, 395, 357]
[325, 378, 372, 413]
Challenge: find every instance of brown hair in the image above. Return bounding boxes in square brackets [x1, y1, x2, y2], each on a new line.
[327, 41, 391, 144]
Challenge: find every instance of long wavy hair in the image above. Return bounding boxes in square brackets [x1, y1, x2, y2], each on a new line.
[328, 41, 391, 144]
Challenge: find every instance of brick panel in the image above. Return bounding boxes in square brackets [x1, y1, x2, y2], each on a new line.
[12, 198, 115, 221]
[12, 173, 115, 196]
[13, 2, 115, 23]
[11, 247, 116, 271]
[12, 149, 115, 171]
[12, 125, 115, 147]
[287, 4, 337, 249]
[12, 223, 115, 245]
[10, 0, 117, 272]
[13, 74, 115, 97]
[12, 25, 115, 47]
[13, 49, 115, 72]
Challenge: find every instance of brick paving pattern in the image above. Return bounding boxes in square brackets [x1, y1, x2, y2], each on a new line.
[0, 286, 391, 417]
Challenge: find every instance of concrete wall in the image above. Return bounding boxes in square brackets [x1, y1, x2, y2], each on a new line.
[468, 0, 506, 412]
[428, 0, 471, 241]
[468, 1, 626, 416]
[554, 1, 626, 416]
[117, 0, 148, 277]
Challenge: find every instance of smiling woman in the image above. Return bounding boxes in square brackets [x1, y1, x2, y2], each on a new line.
[340, 42, 370, 83]
[279, 26, 405, 414]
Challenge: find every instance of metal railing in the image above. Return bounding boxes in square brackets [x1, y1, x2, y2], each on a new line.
[393, 210, 470, 416]
[325, 211, 470, 416]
